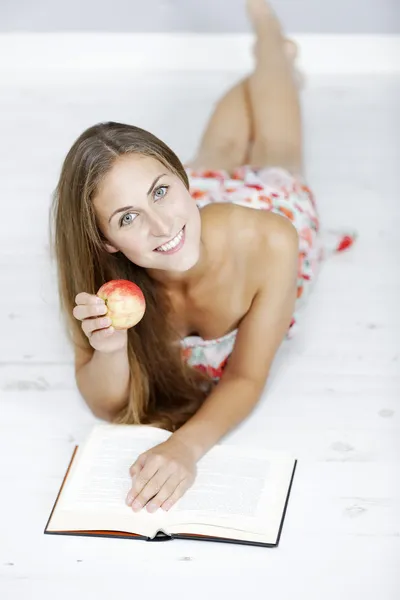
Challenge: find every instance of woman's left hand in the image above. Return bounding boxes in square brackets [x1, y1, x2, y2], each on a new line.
[125, 436, 197, 513]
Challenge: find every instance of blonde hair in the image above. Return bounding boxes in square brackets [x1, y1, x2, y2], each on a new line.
[50, 122, 213, 431]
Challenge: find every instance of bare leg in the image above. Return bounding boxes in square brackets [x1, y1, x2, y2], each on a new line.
[187, 78, 252, 172]
[247, 0, 303, 175]
[187, 12, 301, 173]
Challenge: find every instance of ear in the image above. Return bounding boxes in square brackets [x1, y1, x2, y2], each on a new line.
[104, 242, 119, 254]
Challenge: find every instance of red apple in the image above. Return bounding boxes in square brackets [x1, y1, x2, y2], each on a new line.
[96, 280, 146, 330]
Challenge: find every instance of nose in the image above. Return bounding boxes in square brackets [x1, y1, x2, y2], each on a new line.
[148, 209, 174, 238]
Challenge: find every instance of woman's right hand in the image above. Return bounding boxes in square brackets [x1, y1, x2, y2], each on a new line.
[73, 292, 128, 353]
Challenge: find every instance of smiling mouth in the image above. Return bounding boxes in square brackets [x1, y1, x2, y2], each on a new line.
[154, 226, 185, 253]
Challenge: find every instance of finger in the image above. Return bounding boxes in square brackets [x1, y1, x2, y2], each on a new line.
[81, 316, 112, 337]
[125, 455, 147, 506]
[88, 326, 115, 344]
[125, 454, 147, 506]
[73, 302, 108, 321]
[130, 470, 172, 512]
[129, 454, 147, 479]
[127, 460, 163, 509]
[160, 479, 190, 512]
[146, 474, 183, 513]
[75, 292, 105, 306]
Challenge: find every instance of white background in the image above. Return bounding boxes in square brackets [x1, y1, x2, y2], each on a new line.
[0, 4, 399, 599]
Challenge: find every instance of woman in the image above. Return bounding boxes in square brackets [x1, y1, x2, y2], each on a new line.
[50, 0, 352, 514]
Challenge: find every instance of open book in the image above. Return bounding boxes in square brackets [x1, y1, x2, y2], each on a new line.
[45, 424, 297, 547]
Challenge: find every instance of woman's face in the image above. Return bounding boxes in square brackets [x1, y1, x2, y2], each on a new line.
[93, 154, 202, 274]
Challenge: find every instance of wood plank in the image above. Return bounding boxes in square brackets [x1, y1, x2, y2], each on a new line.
[0, 68, 399, 598]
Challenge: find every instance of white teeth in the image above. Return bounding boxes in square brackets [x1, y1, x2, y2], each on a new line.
[156, 228, 184, 252]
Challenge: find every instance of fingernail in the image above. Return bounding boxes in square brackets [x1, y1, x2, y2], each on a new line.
[126, 493, 133, 506]
[147, 503, 157, 513]
[132, 500, 141, 511]
[96, 297, 104, 304]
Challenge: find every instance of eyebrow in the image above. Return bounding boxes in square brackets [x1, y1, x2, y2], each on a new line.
[108, 173, 167, 223]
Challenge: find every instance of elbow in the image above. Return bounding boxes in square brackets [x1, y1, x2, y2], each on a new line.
[87, 401, 116, 423]
[83, 391, 128, 423]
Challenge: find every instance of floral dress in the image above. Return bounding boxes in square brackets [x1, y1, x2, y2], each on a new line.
[180, 165, 355, 381]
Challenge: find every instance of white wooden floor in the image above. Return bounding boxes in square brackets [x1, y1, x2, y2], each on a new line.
[0, 65, 399, 599]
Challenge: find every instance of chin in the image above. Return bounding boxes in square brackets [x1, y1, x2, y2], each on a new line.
[174, 246, 201, 272]
[179, 255, 200, 272]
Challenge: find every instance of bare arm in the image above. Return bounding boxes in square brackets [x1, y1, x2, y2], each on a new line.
[173, 212, 299, 459]
[72, 292, 131, 421]
[75, 344, 130, 421]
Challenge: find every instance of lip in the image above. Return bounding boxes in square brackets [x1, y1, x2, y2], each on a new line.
[153, 226, 186, 255]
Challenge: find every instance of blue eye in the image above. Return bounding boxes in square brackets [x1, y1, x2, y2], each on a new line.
[119, 185, 169, 227]
[154, 185, 169, 200]
[119, 212, 136, 227]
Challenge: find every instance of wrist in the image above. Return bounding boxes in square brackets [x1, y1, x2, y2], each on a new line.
[108, 343, 128, 356]
[95, 333, 128, 356]
[172, 429, 207, 462]
[92, 342, 128, 367]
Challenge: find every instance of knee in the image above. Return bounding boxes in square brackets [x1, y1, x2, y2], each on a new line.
[214, 138, 246, 160]
[199, 138, 247, 169]
[250, 138, 302, 173]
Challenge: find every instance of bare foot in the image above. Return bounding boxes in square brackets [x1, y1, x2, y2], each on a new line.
[248, 0, 304, 88]
[246, 0, 280, 35]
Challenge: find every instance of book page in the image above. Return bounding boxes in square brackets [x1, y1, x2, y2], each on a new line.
[47, 423, 295, 544]
[173, 448, 270, 517]
[47, 424, 172, 536]
[163, 445, 296, 543]
[59, 424, 172, 509]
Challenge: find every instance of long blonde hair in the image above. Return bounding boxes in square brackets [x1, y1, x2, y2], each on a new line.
[49, 121, 214, 431]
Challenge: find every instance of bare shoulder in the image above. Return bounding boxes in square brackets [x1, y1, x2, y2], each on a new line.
[258, 210, 299, 253]
[201, 202, 298, 257]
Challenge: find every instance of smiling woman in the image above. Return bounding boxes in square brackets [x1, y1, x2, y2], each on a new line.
[50, 121, 215, 431]
[93, 153, 203, 278]
[49, 0, 355, 514]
